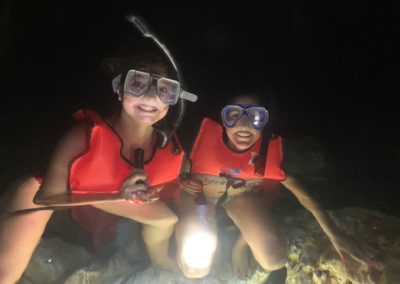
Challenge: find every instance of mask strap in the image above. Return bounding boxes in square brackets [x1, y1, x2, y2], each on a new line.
[112, 74, 122, 94]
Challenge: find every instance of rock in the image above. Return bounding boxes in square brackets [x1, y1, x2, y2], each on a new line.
[285, 207, 400, 284]
[19, 237, 92, 284]
[13, 137, 400, 283]
[21, 207, 400, 284]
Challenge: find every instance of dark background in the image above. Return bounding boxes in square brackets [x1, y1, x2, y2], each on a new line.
[1, 1, 399, 214]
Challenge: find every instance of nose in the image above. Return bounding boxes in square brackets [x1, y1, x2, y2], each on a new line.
[142, 85, 158, 101]
[235, 114, 252, 128]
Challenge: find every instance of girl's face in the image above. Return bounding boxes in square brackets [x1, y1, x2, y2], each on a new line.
[120, 64, 170, 126]
[224, 96, 262, 151]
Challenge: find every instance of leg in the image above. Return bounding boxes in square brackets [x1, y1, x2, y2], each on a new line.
[93, 200, 178, 271]
[0, 177, 53, 283]
[223, 192, 287, 273]
[231, 233, 253, 278]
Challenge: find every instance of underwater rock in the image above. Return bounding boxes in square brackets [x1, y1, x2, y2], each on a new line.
[62, 218, 271, 284]
[15, 138, 399, 283]
[285, 207, 400, 284]
[18, 237, 92, 284]
[21, 207, 400, 284]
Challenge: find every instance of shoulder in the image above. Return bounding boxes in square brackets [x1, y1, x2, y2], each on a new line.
[38, 121, 91, 195]
[50, 121, 90, 164]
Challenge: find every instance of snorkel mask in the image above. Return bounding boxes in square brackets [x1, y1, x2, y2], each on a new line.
[221, 104, 269, 131]
[122, 69, 182, 105]
[121, 15, 197, 148]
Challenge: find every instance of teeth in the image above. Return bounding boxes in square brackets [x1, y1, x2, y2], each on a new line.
[138, 105, 156, 112]
[236, 132, 251, 137]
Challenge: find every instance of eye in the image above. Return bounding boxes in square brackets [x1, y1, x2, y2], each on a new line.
[228, 109, 241, 120]
[131, 81, 144, 88]
[129, 74, 149, 90]
[158, 87, 169, 94]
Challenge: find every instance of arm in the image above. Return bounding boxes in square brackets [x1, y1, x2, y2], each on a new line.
[281, 175, 340, 239]
[281, 175, 374, 266]
[34, 193, 124, 206]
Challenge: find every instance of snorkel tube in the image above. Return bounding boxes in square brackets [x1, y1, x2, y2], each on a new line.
[125, 15, 197, 148]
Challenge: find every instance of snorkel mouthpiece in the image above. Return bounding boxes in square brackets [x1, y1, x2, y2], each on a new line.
[126, 15, 179, 72]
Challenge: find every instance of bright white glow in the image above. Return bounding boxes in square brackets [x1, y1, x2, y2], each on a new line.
[181, 231, 217, 269]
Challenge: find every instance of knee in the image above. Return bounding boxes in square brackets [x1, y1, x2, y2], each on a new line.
[257, 242, 288, 271]
[3, 176, 41, 211]
[146, 213, 178, 229]
[160, 214, 179, 227]
[260, 254, 287, 271]
[0, 269, 21, 284]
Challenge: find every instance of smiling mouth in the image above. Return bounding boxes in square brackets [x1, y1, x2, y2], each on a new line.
[137, 104, 158, 113]
[235, 131, 252, 138]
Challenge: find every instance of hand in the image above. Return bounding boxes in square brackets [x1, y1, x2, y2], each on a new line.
[329, 232, 384, 270]
[120, 170, 159, 204]
[179, 178, 204, 195]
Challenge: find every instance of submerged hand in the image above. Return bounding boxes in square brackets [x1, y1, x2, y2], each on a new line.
[330, 232, 384, 270]
[128, 187, 159, 204]
[120, 170, 159, 204]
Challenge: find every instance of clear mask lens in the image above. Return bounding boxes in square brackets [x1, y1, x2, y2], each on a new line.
[123, 69, 181, 105]
[222, 105, 244, 127]
[246, 107, 269, 130]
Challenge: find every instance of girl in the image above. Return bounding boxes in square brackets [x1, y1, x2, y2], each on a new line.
[0, 52, 193, 283]
[178, 89, 371, 280]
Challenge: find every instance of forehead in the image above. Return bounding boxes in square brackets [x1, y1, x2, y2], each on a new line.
[231, 95, 260, 106]
[135, 64, 170, 78]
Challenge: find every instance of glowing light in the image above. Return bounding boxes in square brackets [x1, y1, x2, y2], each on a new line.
[181, 231, 217, 269]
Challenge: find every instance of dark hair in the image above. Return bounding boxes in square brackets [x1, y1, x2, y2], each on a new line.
[100, 51, 177, 80]
[222, 82, 278, 136]
[224, 82, 272, 107]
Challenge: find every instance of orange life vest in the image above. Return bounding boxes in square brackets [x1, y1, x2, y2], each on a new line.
[68, 109, 184, 248]
[190, 118, 286, 181]
[69, 109, 184, 193]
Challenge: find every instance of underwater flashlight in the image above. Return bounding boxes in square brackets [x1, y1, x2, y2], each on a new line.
[181, 230, 217, 269]
[180, 203, 217, 270]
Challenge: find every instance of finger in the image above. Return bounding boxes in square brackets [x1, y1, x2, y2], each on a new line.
[183, 182, 203, 190]
[180, 185, 200, 193]
[185, 179, 203, 188]
[182, 184, 203, 192]
[122, 187, 147, 200]
[125, 171, 147, 184]
[129, 199, 143, 205]
[180, 179, 203, 189]
[367, 260, 385, 271]
[180, 183, 204, 193]
[148, 196, 160, 203]
[181, 187, 201, 196]
[127, 169, 146, 177]
[146, 187, 158, 197]
[347, 245, 370, 263]
[343, 247, 369, 266]
[124, 184, 148, 193]
[137, 193, 159, 204]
